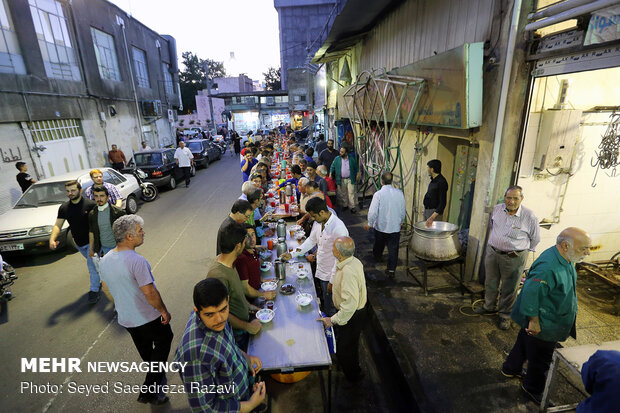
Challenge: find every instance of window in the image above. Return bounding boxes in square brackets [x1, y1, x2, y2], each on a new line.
[29, 0, 80, 80]
[132, 46, 149, 88]
[294, 95, 306, 102]
[108, 169, 127, 184]
[0, 0, 26, 74]
[28, 119, 81, 142]
[91, 27, 120, 81]
[275, 95, 288, 103]
[162, 63, 173, 95]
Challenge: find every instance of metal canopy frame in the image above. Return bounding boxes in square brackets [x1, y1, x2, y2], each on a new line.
[342, 69, 426, 226]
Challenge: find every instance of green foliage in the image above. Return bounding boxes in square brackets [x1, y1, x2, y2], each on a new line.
[179, 52, 226, 113]
[263, 67, 281, 91]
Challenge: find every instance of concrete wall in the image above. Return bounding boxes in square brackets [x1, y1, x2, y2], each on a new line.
[517, 67, 620, 262]
[287, 67, 311, 112]
[274, 0, 337, 88]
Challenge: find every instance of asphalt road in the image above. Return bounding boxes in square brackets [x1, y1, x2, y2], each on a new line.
[0, 153, 246, 413]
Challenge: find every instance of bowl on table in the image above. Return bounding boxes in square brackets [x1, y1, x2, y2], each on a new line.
[289, 224, 303, 232]
[256, 308, 274, 323]
[260, 262, 272, 272]
[296, 269, 309, 279]
[261, 281, 278, 292]
[295, 293, 313, 307]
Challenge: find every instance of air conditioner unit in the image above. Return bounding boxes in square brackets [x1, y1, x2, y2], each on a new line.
[141, 100, 162, 117]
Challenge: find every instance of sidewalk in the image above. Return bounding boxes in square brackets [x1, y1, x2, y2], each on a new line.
[341, 206, 620, 413]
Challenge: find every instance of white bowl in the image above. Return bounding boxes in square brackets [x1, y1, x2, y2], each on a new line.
[260, 262, 272, 272]
[256, 308, 274, 323]
[261, 281, 277, 291]
[295, 293, 313, 306]
[296, 269, 309, 279]
[289, 224, 303, 232]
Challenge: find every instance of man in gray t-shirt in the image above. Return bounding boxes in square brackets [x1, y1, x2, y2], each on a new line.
[99, 215, 172, 406]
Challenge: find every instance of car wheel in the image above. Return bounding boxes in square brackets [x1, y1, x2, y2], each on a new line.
[125, 195, 138, 214]
[169, 176, 177, 189]
[190, 165, 196, 177]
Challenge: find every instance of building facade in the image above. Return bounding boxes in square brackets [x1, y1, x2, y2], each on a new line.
[214, 90, 289, 134]
[0, 0, 180, 214]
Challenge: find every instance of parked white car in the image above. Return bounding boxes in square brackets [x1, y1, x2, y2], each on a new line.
[0, 168, 141, 255]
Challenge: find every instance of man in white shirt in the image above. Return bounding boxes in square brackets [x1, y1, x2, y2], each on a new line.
[140, 141, 152, 151]
[364, 172, 407, 278]
[174, 141, 194, 188]
[281, 197, 348, 316]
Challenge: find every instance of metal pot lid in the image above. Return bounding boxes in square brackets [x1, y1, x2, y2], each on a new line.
[413, 221, 459, 235]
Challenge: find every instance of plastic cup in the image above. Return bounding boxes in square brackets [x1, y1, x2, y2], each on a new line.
[270, 201, 276, 207]
[266, 301, 274, 310]
[267, 240, 274, 250]
[284, 204, 290, 213]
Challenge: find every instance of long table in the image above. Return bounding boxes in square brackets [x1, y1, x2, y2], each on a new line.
[249, 222, 333, 412]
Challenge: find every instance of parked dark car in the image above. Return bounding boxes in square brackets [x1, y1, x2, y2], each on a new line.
[186, 139, 221, 169]
[128, 149, 194, 189]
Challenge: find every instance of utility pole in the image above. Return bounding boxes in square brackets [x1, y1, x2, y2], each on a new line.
[203, 63, 216, 134]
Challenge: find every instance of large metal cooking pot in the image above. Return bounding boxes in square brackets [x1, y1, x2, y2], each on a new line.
[410, 221, 461, 261]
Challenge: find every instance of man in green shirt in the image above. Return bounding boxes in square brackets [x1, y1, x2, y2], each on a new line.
[502, 227, 591, 404]
[207, 222, 261, 351]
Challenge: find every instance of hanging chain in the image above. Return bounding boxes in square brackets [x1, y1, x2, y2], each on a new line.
[591, 111, 620, 187]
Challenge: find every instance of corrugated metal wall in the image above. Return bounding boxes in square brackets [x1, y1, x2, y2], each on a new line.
[359, 0, 496, 72]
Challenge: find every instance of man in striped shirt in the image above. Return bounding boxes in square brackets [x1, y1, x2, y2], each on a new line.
[475, 186, 540, 330]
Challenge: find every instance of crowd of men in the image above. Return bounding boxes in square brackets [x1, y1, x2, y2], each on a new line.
[38, 126, 617, 412]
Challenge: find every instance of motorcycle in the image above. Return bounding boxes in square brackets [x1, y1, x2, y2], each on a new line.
[0, 254, 17, 302]
[129, 167, 158, 202]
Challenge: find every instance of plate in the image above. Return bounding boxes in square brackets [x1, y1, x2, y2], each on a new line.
[296, 269, 309, 279]
[279, 283, 296, 295]
[259, 251, 273, 261]
[256, 308, 274, 323]
[295, 293, 313, 306]
[261, 281, 278, 291]
[260, 262, 272, 272]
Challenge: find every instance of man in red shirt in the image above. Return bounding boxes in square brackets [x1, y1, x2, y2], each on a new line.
[235, 225, 276, 300]
[108, 144, 127, 171]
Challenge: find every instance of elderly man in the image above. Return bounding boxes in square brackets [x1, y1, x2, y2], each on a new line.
[364, 172, 407, 278]
[502, 227, 591, 405]
[216, 200, 254, 255]
[318, 237, 367, 382]
[317, 165, 337, 201]
[475, 186, 540, 330]
[99, 215, 173, 405]
[208, 222, 262, 352]
[174, 278, 267, 413]
[84, 169, 123, 208]
[282, 197, 348, 316]
[107, 144, 126, 171]
[297, 177, 310, 213]
[330, 146, 360, 213]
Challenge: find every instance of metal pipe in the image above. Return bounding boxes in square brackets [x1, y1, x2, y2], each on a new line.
[528, 0, 593, 21]
[119, 18, 144, 142]
[525, 0, 620, 31]
[487, 0, 523, 207]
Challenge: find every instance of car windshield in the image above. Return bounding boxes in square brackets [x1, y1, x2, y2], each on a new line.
[134, 153, 162, 166]
[15, 182, 68, 208]
[187, 142, 203, 152]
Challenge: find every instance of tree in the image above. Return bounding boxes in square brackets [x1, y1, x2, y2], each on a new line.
[263, 67, 281, 91]
[178, 52, 226, 114]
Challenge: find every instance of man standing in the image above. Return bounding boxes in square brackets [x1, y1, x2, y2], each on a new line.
[84, 169, 123, 208]
[318, 139, 338, 171]
[174, 278, 267, 413]
[315, 133, 327, 156]
[99, 215, 173, 405]
[282, 197, 349, 316]
[306, 161, 328, 195]
[15, 162, 36, 193]
[216, 200, 254, 255]
[241, 149, 258, 182]
[502, 227, 591, 404]
[49, 181, 99, 304]
[174, 140, 194, 188]
[88, 186, 125, 260]
[330, 147, 360, 213]
[318, 237, 367, 382]
[108, 144, 127, 171]
[475, 186, 540, 330]
[364, 172, 407, 278]
[139, 141, 152, 151]
[423, 159, 448, 227]
[208, 222, 262, 351]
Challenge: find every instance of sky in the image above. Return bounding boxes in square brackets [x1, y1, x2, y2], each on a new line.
[107, 0, 281, 82]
